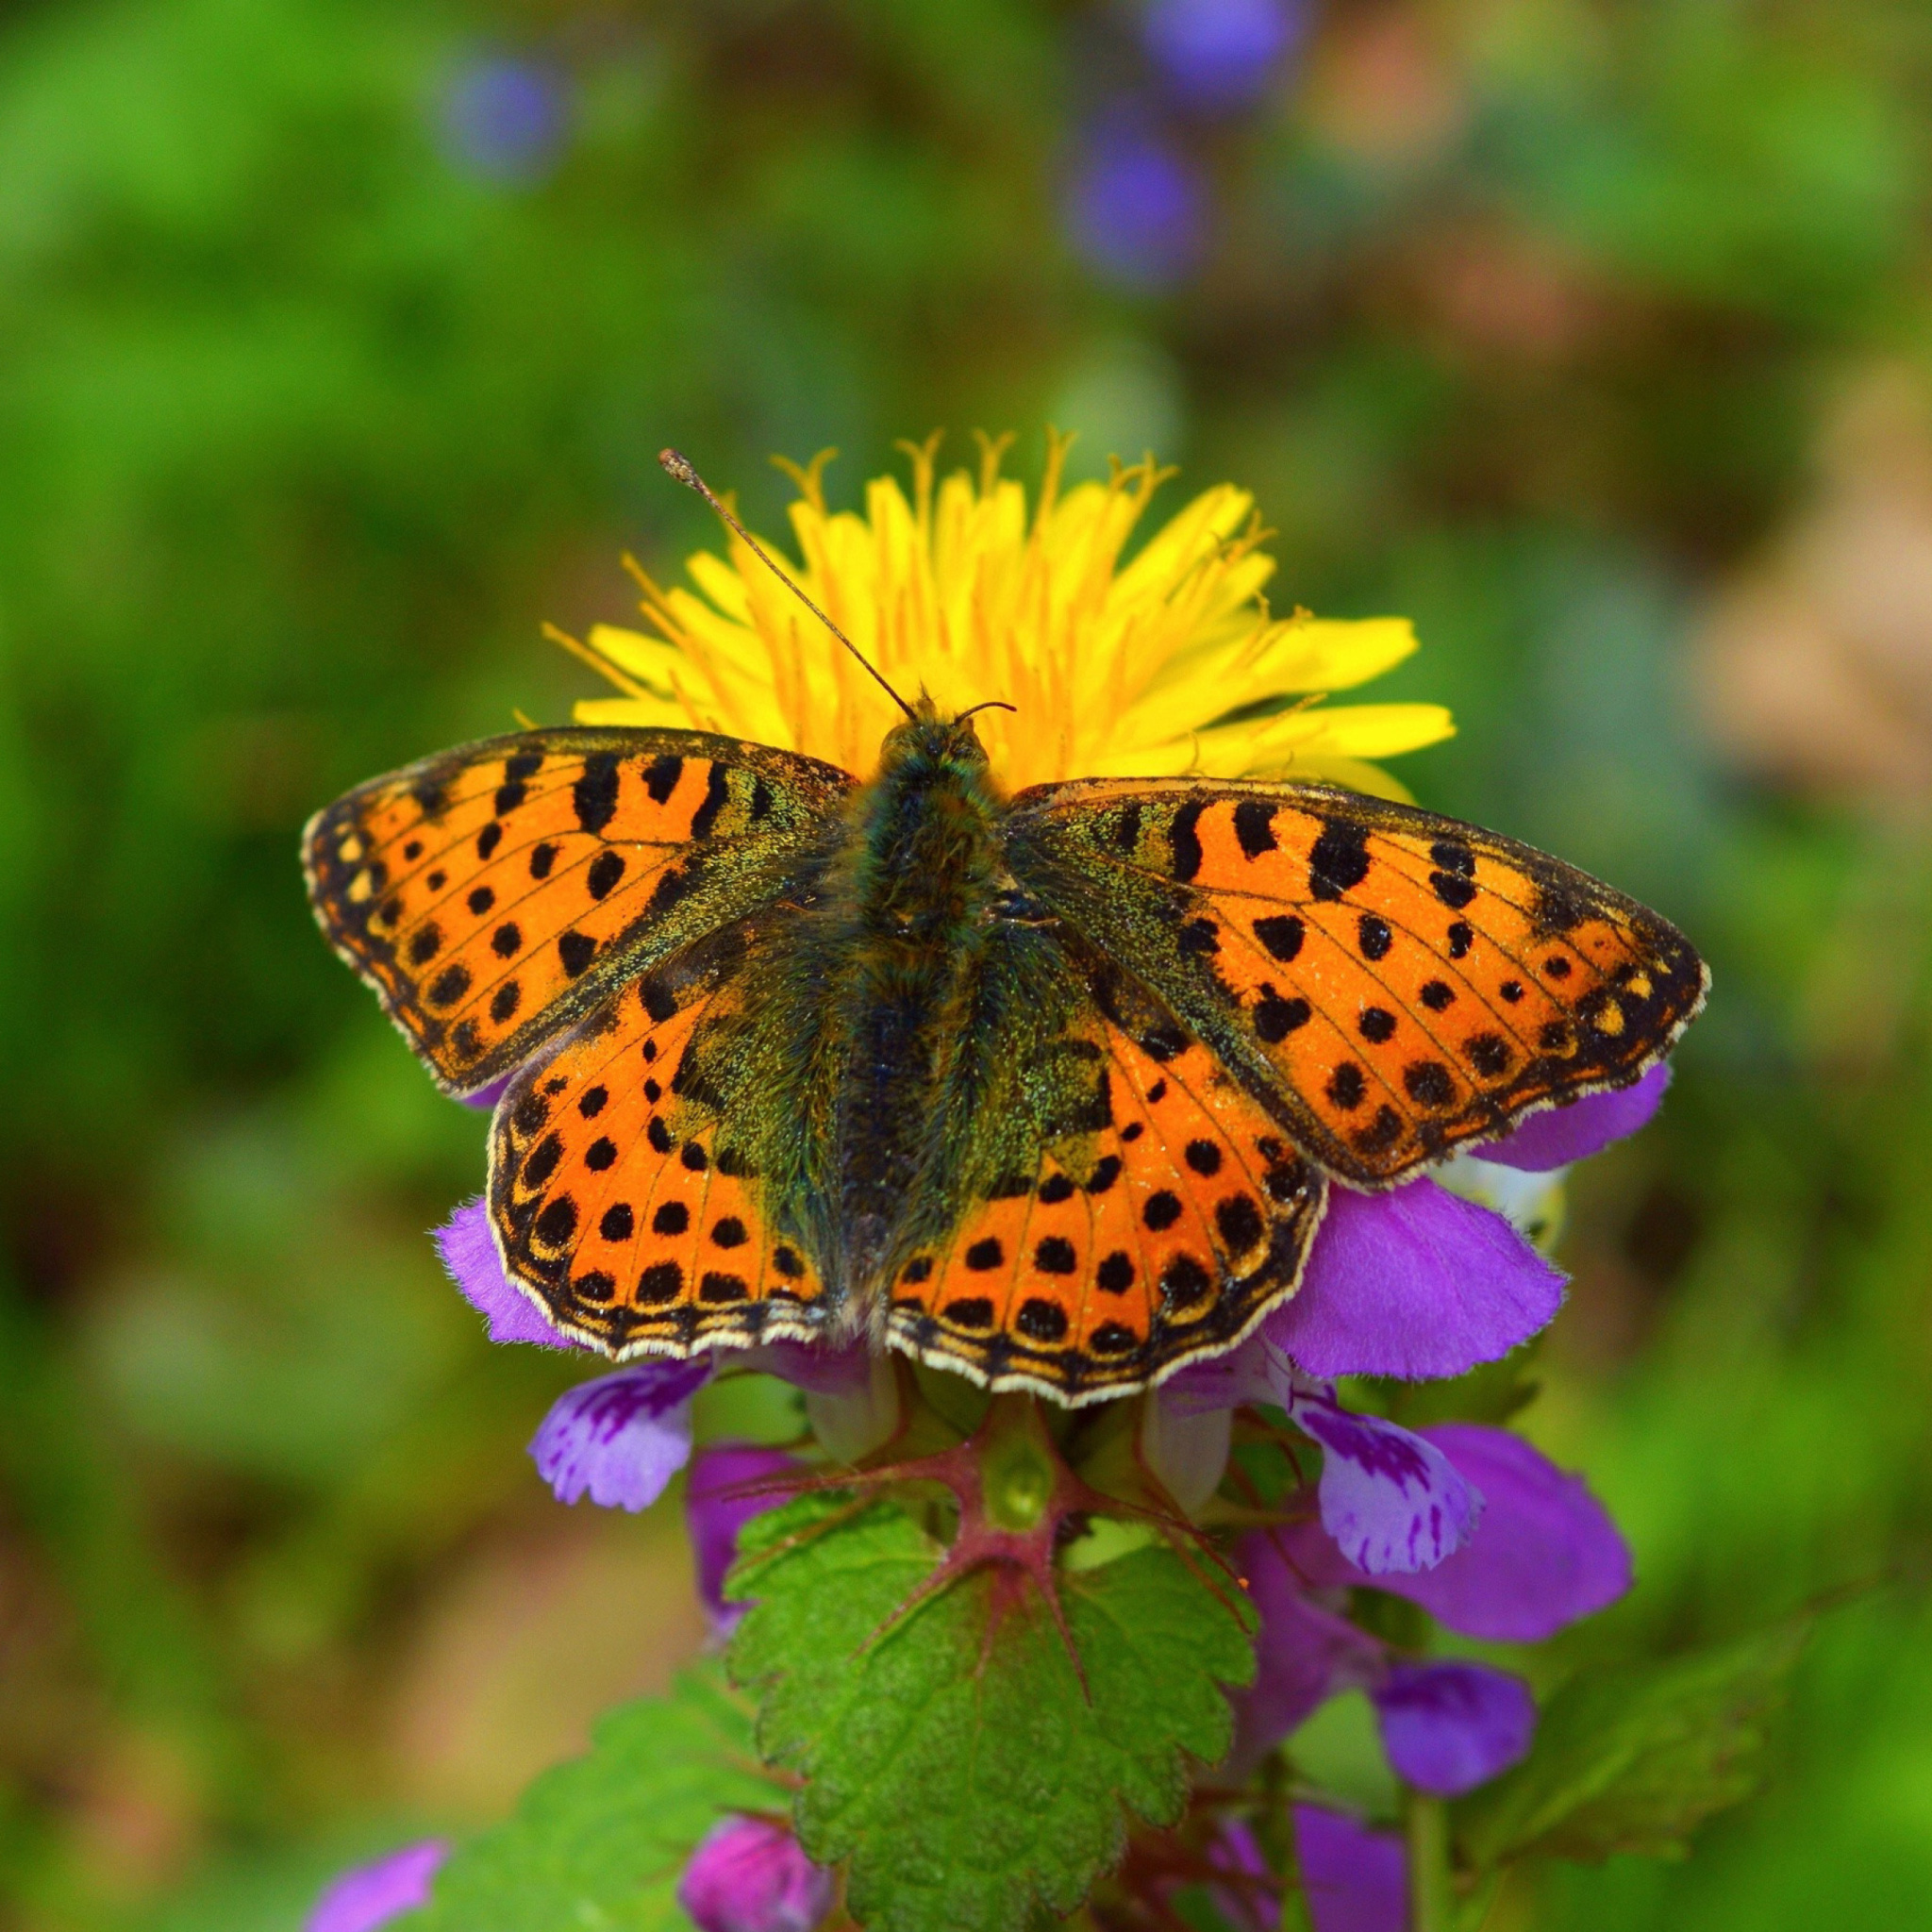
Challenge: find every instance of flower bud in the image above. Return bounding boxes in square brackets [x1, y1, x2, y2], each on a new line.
[676, 1815, 834, 1932]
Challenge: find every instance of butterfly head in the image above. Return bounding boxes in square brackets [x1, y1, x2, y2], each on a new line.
[875, 695, 1021, 780]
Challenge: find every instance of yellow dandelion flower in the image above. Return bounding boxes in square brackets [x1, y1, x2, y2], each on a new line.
[558, 433, 1452, 795]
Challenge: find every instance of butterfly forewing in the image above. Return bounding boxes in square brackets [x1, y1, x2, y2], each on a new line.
[304, 726, 853, 1094]
[1005, 779, 1707, 1188]
[490, 941, 829, 1355]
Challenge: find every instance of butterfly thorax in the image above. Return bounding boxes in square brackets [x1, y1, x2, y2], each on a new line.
[803, 707, 1010, 1316]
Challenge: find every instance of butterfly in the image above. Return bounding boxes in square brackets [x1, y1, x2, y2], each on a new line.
[306, 700, 1707, 1404]
[305, 450, 1705, 1406]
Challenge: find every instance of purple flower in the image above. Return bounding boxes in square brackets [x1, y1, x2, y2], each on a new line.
[687, 1442, 803, 1635]
[529, 1359, 713, 1511]
[307, 1840, 448, 1932]
[1170, 1347, 1479, 1576]
[1285, 1424, 1632, 1642]
[1201, 1813, 1407, 1932]
[676, 1815, 834, 1932]
[1065, 119, 1207, 290]
[436, 1197, 582, 1348]
[1295, 1806, 1407, 1932]
[1478, 1064, 1671, 1172]
[441, 56, 570, 184]
[1370, 1660, 1536, 1796]
[1143, 0, 1307, 111]
[1266, 1178, 1566, 1381]
[1287, 1380, 1481, 1575]
[1233, 1530, 1383, 1772]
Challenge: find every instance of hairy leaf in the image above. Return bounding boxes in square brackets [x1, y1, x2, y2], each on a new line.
[728, 1495, 1256, 1932]
[406, 1667, 774, 1931]
[1454, 1621, 1807, 1869]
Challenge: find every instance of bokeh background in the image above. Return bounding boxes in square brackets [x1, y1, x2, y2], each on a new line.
[3, 1, 1931, 1925]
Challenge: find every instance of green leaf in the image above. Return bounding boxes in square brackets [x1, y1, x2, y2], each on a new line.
[407, 1666, 775, 1931]
[1453, 1622, 1808, 1869]
[728, 1495, 1257, 1932]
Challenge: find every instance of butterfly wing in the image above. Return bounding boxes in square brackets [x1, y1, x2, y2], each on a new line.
[489, 922, 830, 1355]
[304, 726, 854, 1095]
[878, 929, 1326, 1405]
[1003, 779, 1707, 1189]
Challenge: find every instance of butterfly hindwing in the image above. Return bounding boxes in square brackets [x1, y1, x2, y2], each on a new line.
[885, 941, 1326, 1404]
[304, 726, 854, 1094]
[1005, 779, 1707, 1188]
[489, 935, 828, 1355]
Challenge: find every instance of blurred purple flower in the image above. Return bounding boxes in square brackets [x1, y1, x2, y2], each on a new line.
[530, 1359, 713, 1511]
[1283, 1424, 1632, 1642]
[1142, 0, 1307, 111]
[437, 1197, 582, 1348]
[1477, 1063, 1671, 1172]
[687, 1441, 803, 1635]
[1266, 1177, 1566, 1382]
[1295, 1806, 1407, 1932]
[441, 56, 570, 184]
[677, 1815, 835, 1932]
[1370, 1660, 1536, 1795]
[307, 1840, 448, 1932]
[1065, 120, 1206, 290]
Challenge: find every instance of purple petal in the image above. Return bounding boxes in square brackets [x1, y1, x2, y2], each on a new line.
[1294, 1807, 1407, 1932]
[529, 1360, 711, 1511]
[435, 1197, 581, 1349]
[1274, 1425, 1632, 1641]
[461, 1074, 513, 1109]
[1372, 1660, 1536, 1796]
[1144, 0, 1305, 110]
[737, 1338, 874, 1396]
[686, 1442, 802, 1634]
[1479, 1064, 1671, 1172]
[1380, 1425, 1632, 1641]
[307, 1840, 448, 1932]
[1205, 1818, 1277, 1930]
[1288, 1389, 1480, 1576]
[1264, 1179, 1565, 1380]
[1231, 1530, 1384, 1770]
[676, 1815, 835, 1932]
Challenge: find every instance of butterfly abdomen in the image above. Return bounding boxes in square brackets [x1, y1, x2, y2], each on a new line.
[807, 719, 1009, 1301]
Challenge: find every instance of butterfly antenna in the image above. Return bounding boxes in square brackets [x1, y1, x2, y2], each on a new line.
[659, 447, 917, 723]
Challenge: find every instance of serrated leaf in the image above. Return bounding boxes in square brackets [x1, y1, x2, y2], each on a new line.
[1453, 1621, 1808, 1869]
[727, 1495, 1256, 1932]
[405, 1666, 775, 1931]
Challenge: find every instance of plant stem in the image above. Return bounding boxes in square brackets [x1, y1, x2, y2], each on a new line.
[1406, 1792, 1453, 1932]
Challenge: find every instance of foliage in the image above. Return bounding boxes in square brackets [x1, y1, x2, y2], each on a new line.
[1456, 1623, 1809, 1870]
[408, 1668, 769, 1932]
[3, 1, 1932, 1928]
[727, 1495, 1255, 1932]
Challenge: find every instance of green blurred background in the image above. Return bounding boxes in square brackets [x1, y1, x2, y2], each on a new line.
[2, 1, 1930, 1925]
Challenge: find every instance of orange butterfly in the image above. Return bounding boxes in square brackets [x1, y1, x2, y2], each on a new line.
[305, 458, 1705, 1405]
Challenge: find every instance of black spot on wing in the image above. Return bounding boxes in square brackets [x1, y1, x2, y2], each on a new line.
[574, 753, 622, 833]
[644, 755, 682, 804]
[1169, 799, 1208, 882]
[1309, 818, 1371, 900]
[1233, 799, 1278, 859]
[690, 763, 731, 839]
